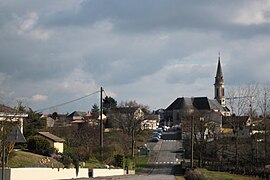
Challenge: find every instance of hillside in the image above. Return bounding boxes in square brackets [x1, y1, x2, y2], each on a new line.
[7, 150, 64, 168]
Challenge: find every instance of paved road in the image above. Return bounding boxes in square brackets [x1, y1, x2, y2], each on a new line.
[149, 131, 182, 174]
[116, 131, 183, 180]
[74, 130, 183, 180]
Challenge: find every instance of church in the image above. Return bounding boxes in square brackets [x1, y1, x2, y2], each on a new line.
[164, 56, 230, 126]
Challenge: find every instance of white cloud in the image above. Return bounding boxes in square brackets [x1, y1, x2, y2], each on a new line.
[233, 1, 270, 25]
[31, 94, 48, 102]
[19, 12, 38, 31]
[58, 67, 99, 97]
[16, 11, 52, 40]
[93, 20, 114, 32]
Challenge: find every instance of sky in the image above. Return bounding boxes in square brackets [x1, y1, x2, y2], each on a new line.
[0, 0, 270, 114]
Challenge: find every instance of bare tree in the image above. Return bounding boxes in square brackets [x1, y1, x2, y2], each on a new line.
[111, 100, 147, 158]
[257, 83, 270, 166]
[226, 83, 258, 167]
[0, 101, 28, 167]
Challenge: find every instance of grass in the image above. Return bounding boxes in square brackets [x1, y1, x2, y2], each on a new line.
[175, 176, 185, 180]
[7, 150, 64, 168]
[135, 155, 149, 172]
[196, 168, 260, 180]
[84, 158, 104, 169]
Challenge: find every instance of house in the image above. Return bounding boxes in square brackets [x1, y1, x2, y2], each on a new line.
[38, 132, 65, 153]
[67, 111, 88, 121]
[70, 112, 106, 130]
[249, 118, 270, 141]
[221, 116, 252, 138]
[42, 113, 68, 128]
[180, 111, 222, 140]
[0, 104, 28, 133]
[109, 107, 145, 129]
[141, 114, 159, 130]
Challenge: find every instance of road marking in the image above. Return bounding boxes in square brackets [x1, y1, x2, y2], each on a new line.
[163, 140, 177, 142]
[155, 161, 181, 164]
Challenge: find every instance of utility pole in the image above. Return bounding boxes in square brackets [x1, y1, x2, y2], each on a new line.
[191, 116, 194, 168]
[264, 92, 267, 168]
[100, 87, 103, 160]
[1, 131, 5, 180]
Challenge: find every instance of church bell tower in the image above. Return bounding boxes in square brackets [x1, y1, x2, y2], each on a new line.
[214, 55, 226, 107]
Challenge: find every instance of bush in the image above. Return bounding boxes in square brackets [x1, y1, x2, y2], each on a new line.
[184, 169, 208, 180]
[113, 154, 124, 168]
[60, 154, 73, 168]
[27, 136, 55, 156]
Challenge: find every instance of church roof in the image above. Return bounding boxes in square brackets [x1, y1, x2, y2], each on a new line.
[166, 97, 224, 112]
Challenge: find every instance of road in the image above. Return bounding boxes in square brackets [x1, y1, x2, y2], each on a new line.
[74, 130, 183, 180]
[118, 130, 183, 180]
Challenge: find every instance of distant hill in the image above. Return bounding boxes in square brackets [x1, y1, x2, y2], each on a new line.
[7, 150, 64, 168]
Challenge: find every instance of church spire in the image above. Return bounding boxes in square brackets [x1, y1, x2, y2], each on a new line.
[214, 54, 226, 107]
[215, 54, 223, 82]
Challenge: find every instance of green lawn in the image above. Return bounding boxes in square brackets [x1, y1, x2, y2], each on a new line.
[84, 158, 104, 169]
[7, 150, 64, 168]
[175, 176, 185, 180]
[196, 168, 260, 180]
[135, 155, 149, 172]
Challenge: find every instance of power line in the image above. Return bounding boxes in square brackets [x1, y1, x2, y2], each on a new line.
[103, 89, 108, 97]
[36, 90, 100, 112]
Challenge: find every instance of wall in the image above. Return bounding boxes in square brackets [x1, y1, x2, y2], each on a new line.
[92, 169, 124, 177]
[54, 142, 64, 153]
[0, 168, 89, 180]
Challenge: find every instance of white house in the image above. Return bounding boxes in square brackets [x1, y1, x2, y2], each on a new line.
[0, 104, 28, 133]
[38, 132, 65, 153]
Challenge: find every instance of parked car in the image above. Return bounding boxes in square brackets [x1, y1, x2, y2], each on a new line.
[178, 147, 185, 153]
[152, 131, 162, 137]
[150, 137, 159, 142]
[154, 128, 163, 134]
[172, 125, 181, 131]
[162, 126, 169, 132]
[151, 133, 161, 139]
[152, 131, 162, 136]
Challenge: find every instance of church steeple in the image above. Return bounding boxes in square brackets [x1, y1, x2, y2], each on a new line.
[215, 57, 223, 82]
[214, 54, 226, 107]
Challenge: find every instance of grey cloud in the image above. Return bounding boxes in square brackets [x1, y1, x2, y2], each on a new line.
[225, 53, 270, 85]
[1, 0, 270, 112]
[42, 0, 270, 39]
[166, 64, 214, 84]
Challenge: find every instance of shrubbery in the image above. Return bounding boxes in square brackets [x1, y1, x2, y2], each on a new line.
[184, 169, 208, 180]
[27, 136, 55, 156]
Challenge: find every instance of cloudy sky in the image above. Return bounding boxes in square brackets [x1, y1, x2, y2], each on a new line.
[0, 0, 270, 113]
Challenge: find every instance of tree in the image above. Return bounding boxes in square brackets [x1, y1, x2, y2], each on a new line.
[91, 103, 99, 117]
[24, 108, 46, 138]
[257, 84, 270, 166]
[226, 83, 258, 167]
[103, 96, 117, 128]
[111, 100, 148, 158]
[0, 102, 27, 166]
[103, 96, 117, 115]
